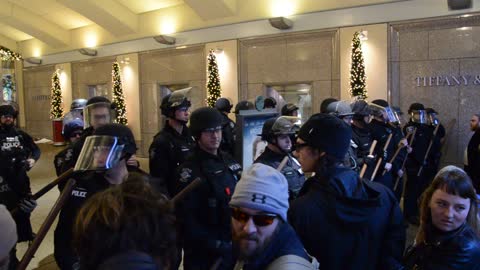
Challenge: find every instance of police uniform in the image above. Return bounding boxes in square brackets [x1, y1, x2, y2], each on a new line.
[149, 122, 195, 197]
[175, 147, 241, 270]
[255, 147, 305, 200]
[0, 125, 40, 242]
[57, 127, 94, 176]
[219, 113, 236, 156]
[351, 123, 373, 170]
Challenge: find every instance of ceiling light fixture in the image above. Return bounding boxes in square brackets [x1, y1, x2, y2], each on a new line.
[153, 35, 176, 45]
[25, 57, 42, 65]
[269, 17, 293, 30]
[78, 48, 97, 56]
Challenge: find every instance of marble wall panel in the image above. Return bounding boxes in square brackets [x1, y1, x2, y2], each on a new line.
[72, 59, 114, 86]
[429, 27, 480, 60]
[389, 61, 400, 106]
[246, 83, 265, 101]
[23, 66, 55, 139]
[399, 31, 429, 61]
[140, 83, 160, 133]
[312, 81, 332, 115]
[140, 53, 174, 84]
[286, 38, 332, 82]
[171, 51, 205, 82]
[390, 29, 400, 62]
[246, 41, 287, 84]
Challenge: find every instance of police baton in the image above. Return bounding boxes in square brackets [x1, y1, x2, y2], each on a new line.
[10, 168, 75, 217]
[17, 178, 76, 270]
[171, 177, 203, 206]
[359, 140, 377, 179]
[394, 127, 417, 191]
[417, 123, 440, 176]
[382, 133, 413, 176]
[370, 134, 393, 181]
[277, 156, 290, 171]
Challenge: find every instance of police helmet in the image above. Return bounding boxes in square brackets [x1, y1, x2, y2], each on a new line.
[351, 100, 371, 118]
[260, 116, 298, 142]
[215, 98, 233, 113]
[160, 88, 192, 118]
[0, 105, 17, 118]
[263, 97, 277, 109]
[93, 123, 137, 156]
[63, 118, 84, 139]
[281, 103, 299, 116]
[234, 100, 254, 114]
[71, 99, 88, 111]
[189, 107, 223, 137]
[326, 101, 354, 118]
[320, 98, 338, 113]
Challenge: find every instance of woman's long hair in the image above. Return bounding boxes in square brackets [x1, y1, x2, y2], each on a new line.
[416, 165, 479, 243]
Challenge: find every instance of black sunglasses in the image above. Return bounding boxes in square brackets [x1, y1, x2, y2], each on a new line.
[231, 208, 277, 227]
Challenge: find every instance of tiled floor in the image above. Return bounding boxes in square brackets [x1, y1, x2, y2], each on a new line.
[17, 144, 417, 270]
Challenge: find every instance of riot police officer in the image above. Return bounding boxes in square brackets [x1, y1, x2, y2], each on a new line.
[281, 103, 299, 117]
[58, 96, 115, 175]
[54, 123, 137, 270]
[0, 104, 40, 269]
[403, 103, 442, 224]
[175, 107, 242, 270]
[325, 100, 359, 170]
[368, 100, 406, 195]
[255, 116, 305, 200]
[351, 99, 374, 171]
[263, 97, 277, 109]
[149, 88, 195, 197]
[54, 118, 84, 177]
[215, 97, 236, 156]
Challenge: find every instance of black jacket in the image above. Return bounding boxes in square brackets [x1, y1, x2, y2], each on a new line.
[403, 223, 480, 270]
[219, 113, 236, 156]
[237, 222, 311, 270]
[254, 147, 305, 200]
[57, 127, 94, 175]
[288, 167, 405, 270]
[96, 251, 161, 270]
[149, 123, 195, 197]
[54, 172, 111, 270]
[466, 129, 480, 191]
[175, 147, 241, 270]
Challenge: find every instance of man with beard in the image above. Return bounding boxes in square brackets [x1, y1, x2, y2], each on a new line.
[288, 114, 405, 270]
[229, 164, 316, 270]
[175, 107, 242, 270]
[149, 88, 195, 197]
[255, 116, 305, 200]
[0, 105, 40, 269]
[54, 124, 137, 270]
[465, 112, 480, 192]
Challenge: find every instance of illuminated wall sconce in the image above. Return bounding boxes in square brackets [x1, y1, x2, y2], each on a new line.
[25, 57, 42, 65]
[359, 30, 368, 41]
[214, 48, 224, 54]
[269, 17, 293, 30]
[120, 57, 130, 65]
[153, 35, 176, 45]
[78, 48, 97, 56]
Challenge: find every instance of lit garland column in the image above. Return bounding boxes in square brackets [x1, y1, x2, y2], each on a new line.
[50, 70, 65, 145]
[50, 70, 64, 119]
[111, 62, 128, 125]
[349, 32, 367, 99]
[206, 49, 221, 107]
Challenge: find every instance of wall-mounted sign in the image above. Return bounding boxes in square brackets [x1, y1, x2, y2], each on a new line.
[416, 75, 480, 87]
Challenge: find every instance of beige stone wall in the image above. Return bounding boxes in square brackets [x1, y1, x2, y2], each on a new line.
[23, 65, 55, 139]
[239, 30, 340, 114]
[71, 57, 116, 99]
[390, 16, 480, 166]
[139, 45, 206, 156]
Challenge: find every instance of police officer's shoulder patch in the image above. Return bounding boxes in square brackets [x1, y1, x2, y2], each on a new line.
[179, 167, 193, 183]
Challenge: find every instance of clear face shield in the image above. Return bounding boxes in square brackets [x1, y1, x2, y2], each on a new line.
[169, 87, 192, 109]
[410, 110, 428, 124]
[429, 113, 439, 126]
[74, 136, 125, 172]
[370, 104, 398, 123]
[83, 102, 114, 129]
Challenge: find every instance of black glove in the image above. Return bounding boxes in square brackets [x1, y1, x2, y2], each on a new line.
[19, 198, 37, 214]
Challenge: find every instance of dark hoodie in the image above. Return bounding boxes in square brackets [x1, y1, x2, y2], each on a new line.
[97, 251, 161, 270]
[288, 167, 405, 270]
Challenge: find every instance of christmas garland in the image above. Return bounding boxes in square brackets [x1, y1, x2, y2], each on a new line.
[0, 46, 22, 61]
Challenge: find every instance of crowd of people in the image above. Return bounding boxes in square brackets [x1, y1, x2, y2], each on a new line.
[0, 92, 480, 270]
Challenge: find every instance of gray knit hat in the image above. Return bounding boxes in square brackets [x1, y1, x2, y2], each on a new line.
[230, 163, 289, 222]
[0, 204, 17, 260]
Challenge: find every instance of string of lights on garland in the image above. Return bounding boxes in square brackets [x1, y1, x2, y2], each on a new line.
[206, 49, 221, 107]
[349, 31, 367, 99]
[50, 70, 64, 119]
[0, 46, 22, 61]
[111, 62, 128, 125]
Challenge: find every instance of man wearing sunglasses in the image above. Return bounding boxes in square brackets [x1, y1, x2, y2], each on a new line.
[229, 163, 317, 270]
[175, 107, 242, 270]
[289, 114, 405, 270]
[54, 118, 84, 177]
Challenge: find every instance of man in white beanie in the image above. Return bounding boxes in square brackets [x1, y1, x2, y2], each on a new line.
[0, 204, 17, 270]
[229, 163, 317, 270]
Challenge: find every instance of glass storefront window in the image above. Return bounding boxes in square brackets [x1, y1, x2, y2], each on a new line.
[266, 83, 312, 124]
